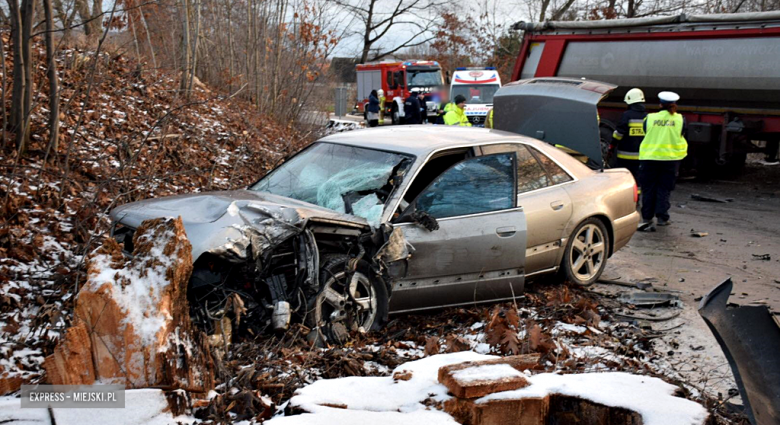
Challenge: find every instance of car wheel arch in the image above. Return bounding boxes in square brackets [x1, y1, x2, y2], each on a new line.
[559, 213, 615, 265]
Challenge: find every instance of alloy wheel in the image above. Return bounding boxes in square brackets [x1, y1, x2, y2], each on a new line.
[314, 269, 377, 332]
[569, 223, 606, 282]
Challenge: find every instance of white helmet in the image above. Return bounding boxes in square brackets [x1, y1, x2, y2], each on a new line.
[377, 89, 384, 97]
[624, 88, 645, 105]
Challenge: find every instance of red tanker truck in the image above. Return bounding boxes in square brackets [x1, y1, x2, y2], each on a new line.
[511, 11, 780, 173]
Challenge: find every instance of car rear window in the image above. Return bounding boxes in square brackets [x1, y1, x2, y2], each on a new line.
[528, 148, 573, 185]
[481, 143, 550, 194]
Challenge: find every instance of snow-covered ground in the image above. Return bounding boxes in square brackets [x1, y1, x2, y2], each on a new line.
[274, 352, 707, 425]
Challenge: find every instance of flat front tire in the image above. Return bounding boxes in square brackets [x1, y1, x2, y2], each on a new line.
[562, 218, 609, 286]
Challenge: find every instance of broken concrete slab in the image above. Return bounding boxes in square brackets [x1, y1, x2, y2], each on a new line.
[445, 394, 644, 425]
[44, 217, 214, 394]
[438, 355, 537, 399]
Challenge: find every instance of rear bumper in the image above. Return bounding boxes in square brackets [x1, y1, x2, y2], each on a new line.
[612, 210, 640, 253]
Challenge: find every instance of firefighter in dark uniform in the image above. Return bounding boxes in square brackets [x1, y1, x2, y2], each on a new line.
[611, 88, 647, 185]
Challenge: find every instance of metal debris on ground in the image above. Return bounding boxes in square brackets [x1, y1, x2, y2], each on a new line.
[752, 253, 771, 261]
[699, 278, 780, 425]
[619, 292, 684, 308]
[691, 194, 734, 203]
[690, 230, 709, 237]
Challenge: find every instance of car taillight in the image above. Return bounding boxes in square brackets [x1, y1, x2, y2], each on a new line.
[633, 184, 639, 203]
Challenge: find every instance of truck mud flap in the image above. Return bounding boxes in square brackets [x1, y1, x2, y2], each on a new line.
[698, 278, 780, 425]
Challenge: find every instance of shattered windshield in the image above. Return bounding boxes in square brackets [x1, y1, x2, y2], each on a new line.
[251, 143, 413, 227]
[407, 69, 443, 87]
[451, 84, 500, 104]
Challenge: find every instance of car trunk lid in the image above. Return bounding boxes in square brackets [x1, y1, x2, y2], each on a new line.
[493, 77, 616, 166]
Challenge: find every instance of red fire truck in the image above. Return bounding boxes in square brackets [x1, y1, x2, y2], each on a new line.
[511, 12, 780, 173]
[356, 60, 446, 124]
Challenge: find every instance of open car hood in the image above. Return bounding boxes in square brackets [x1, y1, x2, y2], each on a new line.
[493, 78, 616, 166]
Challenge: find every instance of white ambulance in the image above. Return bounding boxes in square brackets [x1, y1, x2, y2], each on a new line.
[449, 67, 502, 126]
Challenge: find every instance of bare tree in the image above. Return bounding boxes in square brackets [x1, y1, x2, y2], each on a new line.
[7, 0, 36, 153]
[330, 0, 443, 63]
[43, 0, 61, 154]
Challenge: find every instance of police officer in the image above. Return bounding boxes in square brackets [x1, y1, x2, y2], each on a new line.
[611, 88, 647, 183]
[418, 92, 428, 124]
[403, 91, 423, 124]
[638, 91, 688, 231]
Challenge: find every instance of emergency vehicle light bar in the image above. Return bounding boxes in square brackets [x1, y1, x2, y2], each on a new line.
[455, 67, 496, 70]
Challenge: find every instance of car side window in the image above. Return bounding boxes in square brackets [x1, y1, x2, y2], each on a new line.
[481, 143, 550, 194]
[415, 153, 515, 219]
[528, 148, 573, 184]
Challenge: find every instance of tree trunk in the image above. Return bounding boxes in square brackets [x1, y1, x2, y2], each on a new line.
[89, 0, 102, 37]
[8, 0, 25, 149]
[8, 0, 35, 153]
[75, 0, 92, 36]
[0, 34, 7, 147]
[360, 0, 376, 63]
[44, 0, 60, 155]
[129, 10, 141, 61]
[179, 0, 191, 94]
[186, 0, 201, 96]
[138, 6, 157, 72]
[52, 0, 70, 38]
[21, 0, 35, 152]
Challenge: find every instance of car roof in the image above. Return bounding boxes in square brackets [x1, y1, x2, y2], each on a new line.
[318, 126, 593, 179]
[320, 125, 531, 157]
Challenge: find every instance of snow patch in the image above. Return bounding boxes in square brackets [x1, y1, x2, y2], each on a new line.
[451, 364, 523, 383]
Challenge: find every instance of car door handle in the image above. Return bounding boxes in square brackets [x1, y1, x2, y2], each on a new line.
[550, 201, 565, 211]
[496, 226, 516, 237]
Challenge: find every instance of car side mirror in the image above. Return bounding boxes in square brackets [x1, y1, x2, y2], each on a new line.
[410, 211, 439, 231]
[395, 204, 439, 232]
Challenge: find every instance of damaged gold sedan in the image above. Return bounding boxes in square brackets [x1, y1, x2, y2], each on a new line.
[110, 126, 638, 344]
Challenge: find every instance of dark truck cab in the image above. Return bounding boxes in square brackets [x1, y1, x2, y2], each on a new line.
[511, 11, 780, 174]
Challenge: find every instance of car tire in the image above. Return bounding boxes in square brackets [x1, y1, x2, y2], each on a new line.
[561, 218, 610, 287]
[306, 254, 388, 344]
[392, 108, 401, 125]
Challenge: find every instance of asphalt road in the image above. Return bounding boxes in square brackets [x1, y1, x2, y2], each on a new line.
[600, 161, 780, 399]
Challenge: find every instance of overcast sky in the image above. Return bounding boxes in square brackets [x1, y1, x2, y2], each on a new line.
[328, 0, 532, 58]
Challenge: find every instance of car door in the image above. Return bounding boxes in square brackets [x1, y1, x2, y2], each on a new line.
[388, 153, 527, 313]
[481, 143, 573, 275]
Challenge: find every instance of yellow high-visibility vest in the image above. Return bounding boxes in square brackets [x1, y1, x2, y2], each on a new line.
[640, 110, 687, 161]
[443, 105, 472, 126]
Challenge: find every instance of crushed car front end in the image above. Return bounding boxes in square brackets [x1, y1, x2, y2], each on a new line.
[110, 142, 416, 342]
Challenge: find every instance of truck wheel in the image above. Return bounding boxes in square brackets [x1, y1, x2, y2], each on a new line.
[306, 255, 388, 344]
[713, 153, 746, 177]
[561, 218, 609, 287]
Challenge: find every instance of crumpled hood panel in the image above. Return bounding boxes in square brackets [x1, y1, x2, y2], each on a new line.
[110, 190, 369, 261]
[110, 190, 369, 228]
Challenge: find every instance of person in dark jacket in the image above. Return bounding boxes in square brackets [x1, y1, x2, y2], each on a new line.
[418, 92, 428, 124]
[611, 88, 647, 184]
[434, 92, 449, 125]
[367, 90, 380, 127]
[403, 91, 422, 125]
